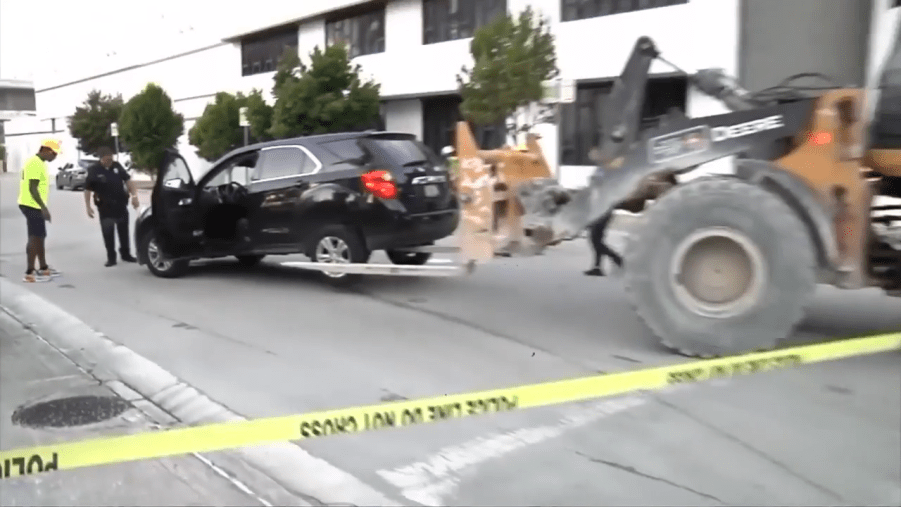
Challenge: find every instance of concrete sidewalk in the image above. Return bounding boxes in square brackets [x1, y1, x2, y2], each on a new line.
[0, 308, 299, 507]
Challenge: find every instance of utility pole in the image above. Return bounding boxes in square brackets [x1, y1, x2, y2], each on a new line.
[111, 122, 120, 161]
[239, 106, 249, 146]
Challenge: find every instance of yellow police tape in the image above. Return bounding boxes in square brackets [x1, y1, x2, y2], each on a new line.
[2, 332, 899, 479]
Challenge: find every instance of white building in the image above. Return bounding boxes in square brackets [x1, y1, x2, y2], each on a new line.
[2, 0, 899, 187]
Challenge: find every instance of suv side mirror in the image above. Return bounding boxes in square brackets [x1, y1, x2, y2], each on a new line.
[440, 146, 455, 158]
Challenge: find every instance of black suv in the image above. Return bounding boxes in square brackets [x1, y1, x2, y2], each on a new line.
[135, 131, 459, 280]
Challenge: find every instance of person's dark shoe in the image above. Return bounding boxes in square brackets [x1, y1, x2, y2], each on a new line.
[584, 267, 604, 276]
[121, 254, 137, 263]
[105, 259, 117, 267]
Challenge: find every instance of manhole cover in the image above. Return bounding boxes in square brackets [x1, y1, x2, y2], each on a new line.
[12, 395, 132, 428]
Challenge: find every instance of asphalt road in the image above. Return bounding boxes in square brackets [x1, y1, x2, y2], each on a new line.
[1, 172, 899, 506]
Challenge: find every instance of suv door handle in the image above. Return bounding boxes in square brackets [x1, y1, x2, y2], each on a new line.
[178, 198, 193, 206]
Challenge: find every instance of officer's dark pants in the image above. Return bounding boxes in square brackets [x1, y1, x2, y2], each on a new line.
[99, 206, 131, 262]
[586, 212, 623, 274]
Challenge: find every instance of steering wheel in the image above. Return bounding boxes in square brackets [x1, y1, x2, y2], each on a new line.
[219, 181, 248, 203]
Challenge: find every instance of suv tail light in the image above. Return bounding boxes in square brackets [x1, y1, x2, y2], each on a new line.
[361, 170, 398, 199]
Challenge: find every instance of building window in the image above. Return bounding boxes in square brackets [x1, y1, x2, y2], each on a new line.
[423, 0, 507, 45]
[326, 7, 386, 58]
[241, 27, 299, 76]
[561, 0, 689, 22]
[422, 95, 505, 155]
[559, 76, 687, 166]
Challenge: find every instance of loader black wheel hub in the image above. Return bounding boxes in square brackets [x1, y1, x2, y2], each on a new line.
[671, 227, 766, 318]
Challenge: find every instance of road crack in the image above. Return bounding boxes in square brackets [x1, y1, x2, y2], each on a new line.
[347, 287, 599, 372]
[650, 396, 845, 502]
[575, 451, 725, 504]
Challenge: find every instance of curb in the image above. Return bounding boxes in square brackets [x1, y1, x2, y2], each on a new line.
[0, 277, 401, 507]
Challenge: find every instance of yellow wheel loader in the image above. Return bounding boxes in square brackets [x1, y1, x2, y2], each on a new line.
[453, 34, 901, 358]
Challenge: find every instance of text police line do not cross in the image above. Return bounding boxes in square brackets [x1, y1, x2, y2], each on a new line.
[299, 395, 519, 438]
[2, 452, 57, 478]
[0, 333, 898, 481]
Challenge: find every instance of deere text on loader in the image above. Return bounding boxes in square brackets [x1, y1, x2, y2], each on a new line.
[454, 35, 901, 358]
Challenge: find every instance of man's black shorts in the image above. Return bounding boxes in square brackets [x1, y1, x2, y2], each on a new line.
[19, 205, 47, 238]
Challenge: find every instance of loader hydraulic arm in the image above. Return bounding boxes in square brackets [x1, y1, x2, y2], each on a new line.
[514, 36, 815, 251]
[598, 37, 763, 169]
[593, 36, 659, 167]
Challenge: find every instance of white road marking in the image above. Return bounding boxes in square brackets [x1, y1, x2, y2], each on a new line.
[376, 386, 693, 506]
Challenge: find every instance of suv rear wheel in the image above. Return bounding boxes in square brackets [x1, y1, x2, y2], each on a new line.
[307, 225, 370, 284]
[386, 250, 432, 265]
[140, 230, 189, 279]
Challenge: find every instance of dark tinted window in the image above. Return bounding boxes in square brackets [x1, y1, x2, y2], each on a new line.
[559, 76, 687, 165]
[423, 0, 506, 45]
[78, 160, 96, 169]
[321, 139, 367, 162]
[256, 147, 317, 179]
[361, 137, 441, 167]
[326, 7, 385, 58]
[421, 95, 506, 154]
[241, 27, 299, 76]
[561, 0, 689, 22]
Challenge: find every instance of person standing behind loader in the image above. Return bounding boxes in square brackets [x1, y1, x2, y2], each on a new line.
[18, 140, 63, 282]
[584, 147, 623, 276]
[84, 146, 140, 267]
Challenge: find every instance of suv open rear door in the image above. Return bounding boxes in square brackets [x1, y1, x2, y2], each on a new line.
[152, 150, 203, 259]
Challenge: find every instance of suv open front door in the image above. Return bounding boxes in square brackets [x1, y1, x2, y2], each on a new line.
[151, 150, 203, 259]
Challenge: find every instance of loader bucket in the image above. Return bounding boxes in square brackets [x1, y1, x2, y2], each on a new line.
[453, 121, 554, 263]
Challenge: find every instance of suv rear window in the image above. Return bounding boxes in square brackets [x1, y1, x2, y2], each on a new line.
[321, 136, 440, 167]
[320, 139, 367, 162]
[361, 137, 440, 167]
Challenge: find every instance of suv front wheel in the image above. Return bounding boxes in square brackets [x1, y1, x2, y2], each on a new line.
[141, 230, 189, 279]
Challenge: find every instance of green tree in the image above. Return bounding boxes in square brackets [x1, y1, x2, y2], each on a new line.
[118, 83, 185, 176]
[268, 43, 381, 139]
[68, 89, 125, 156]
[457, 6, 558, 144]
[244, 88, 274, 142]
[188, 89, 270, 162]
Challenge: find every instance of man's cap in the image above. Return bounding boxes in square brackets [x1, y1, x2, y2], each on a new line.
[40, 139, 62, 154]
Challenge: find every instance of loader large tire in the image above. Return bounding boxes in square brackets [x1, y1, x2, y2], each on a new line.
[622, 177, 817, 357]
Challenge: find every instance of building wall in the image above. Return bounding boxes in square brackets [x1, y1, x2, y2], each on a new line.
[3, 43, 241, 176]
[8, 0, 894, 190]
[739, 0, 872, 92]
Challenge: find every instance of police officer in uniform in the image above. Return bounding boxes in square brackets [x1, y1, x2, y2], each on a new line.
[84, 146, 139, 266]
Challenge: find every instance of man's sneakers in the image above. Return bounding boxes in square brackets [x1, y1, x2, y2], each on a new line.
[23, 271, 51, 283]
[37, 266, 62, 278]
[23, 266, 61, 282]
